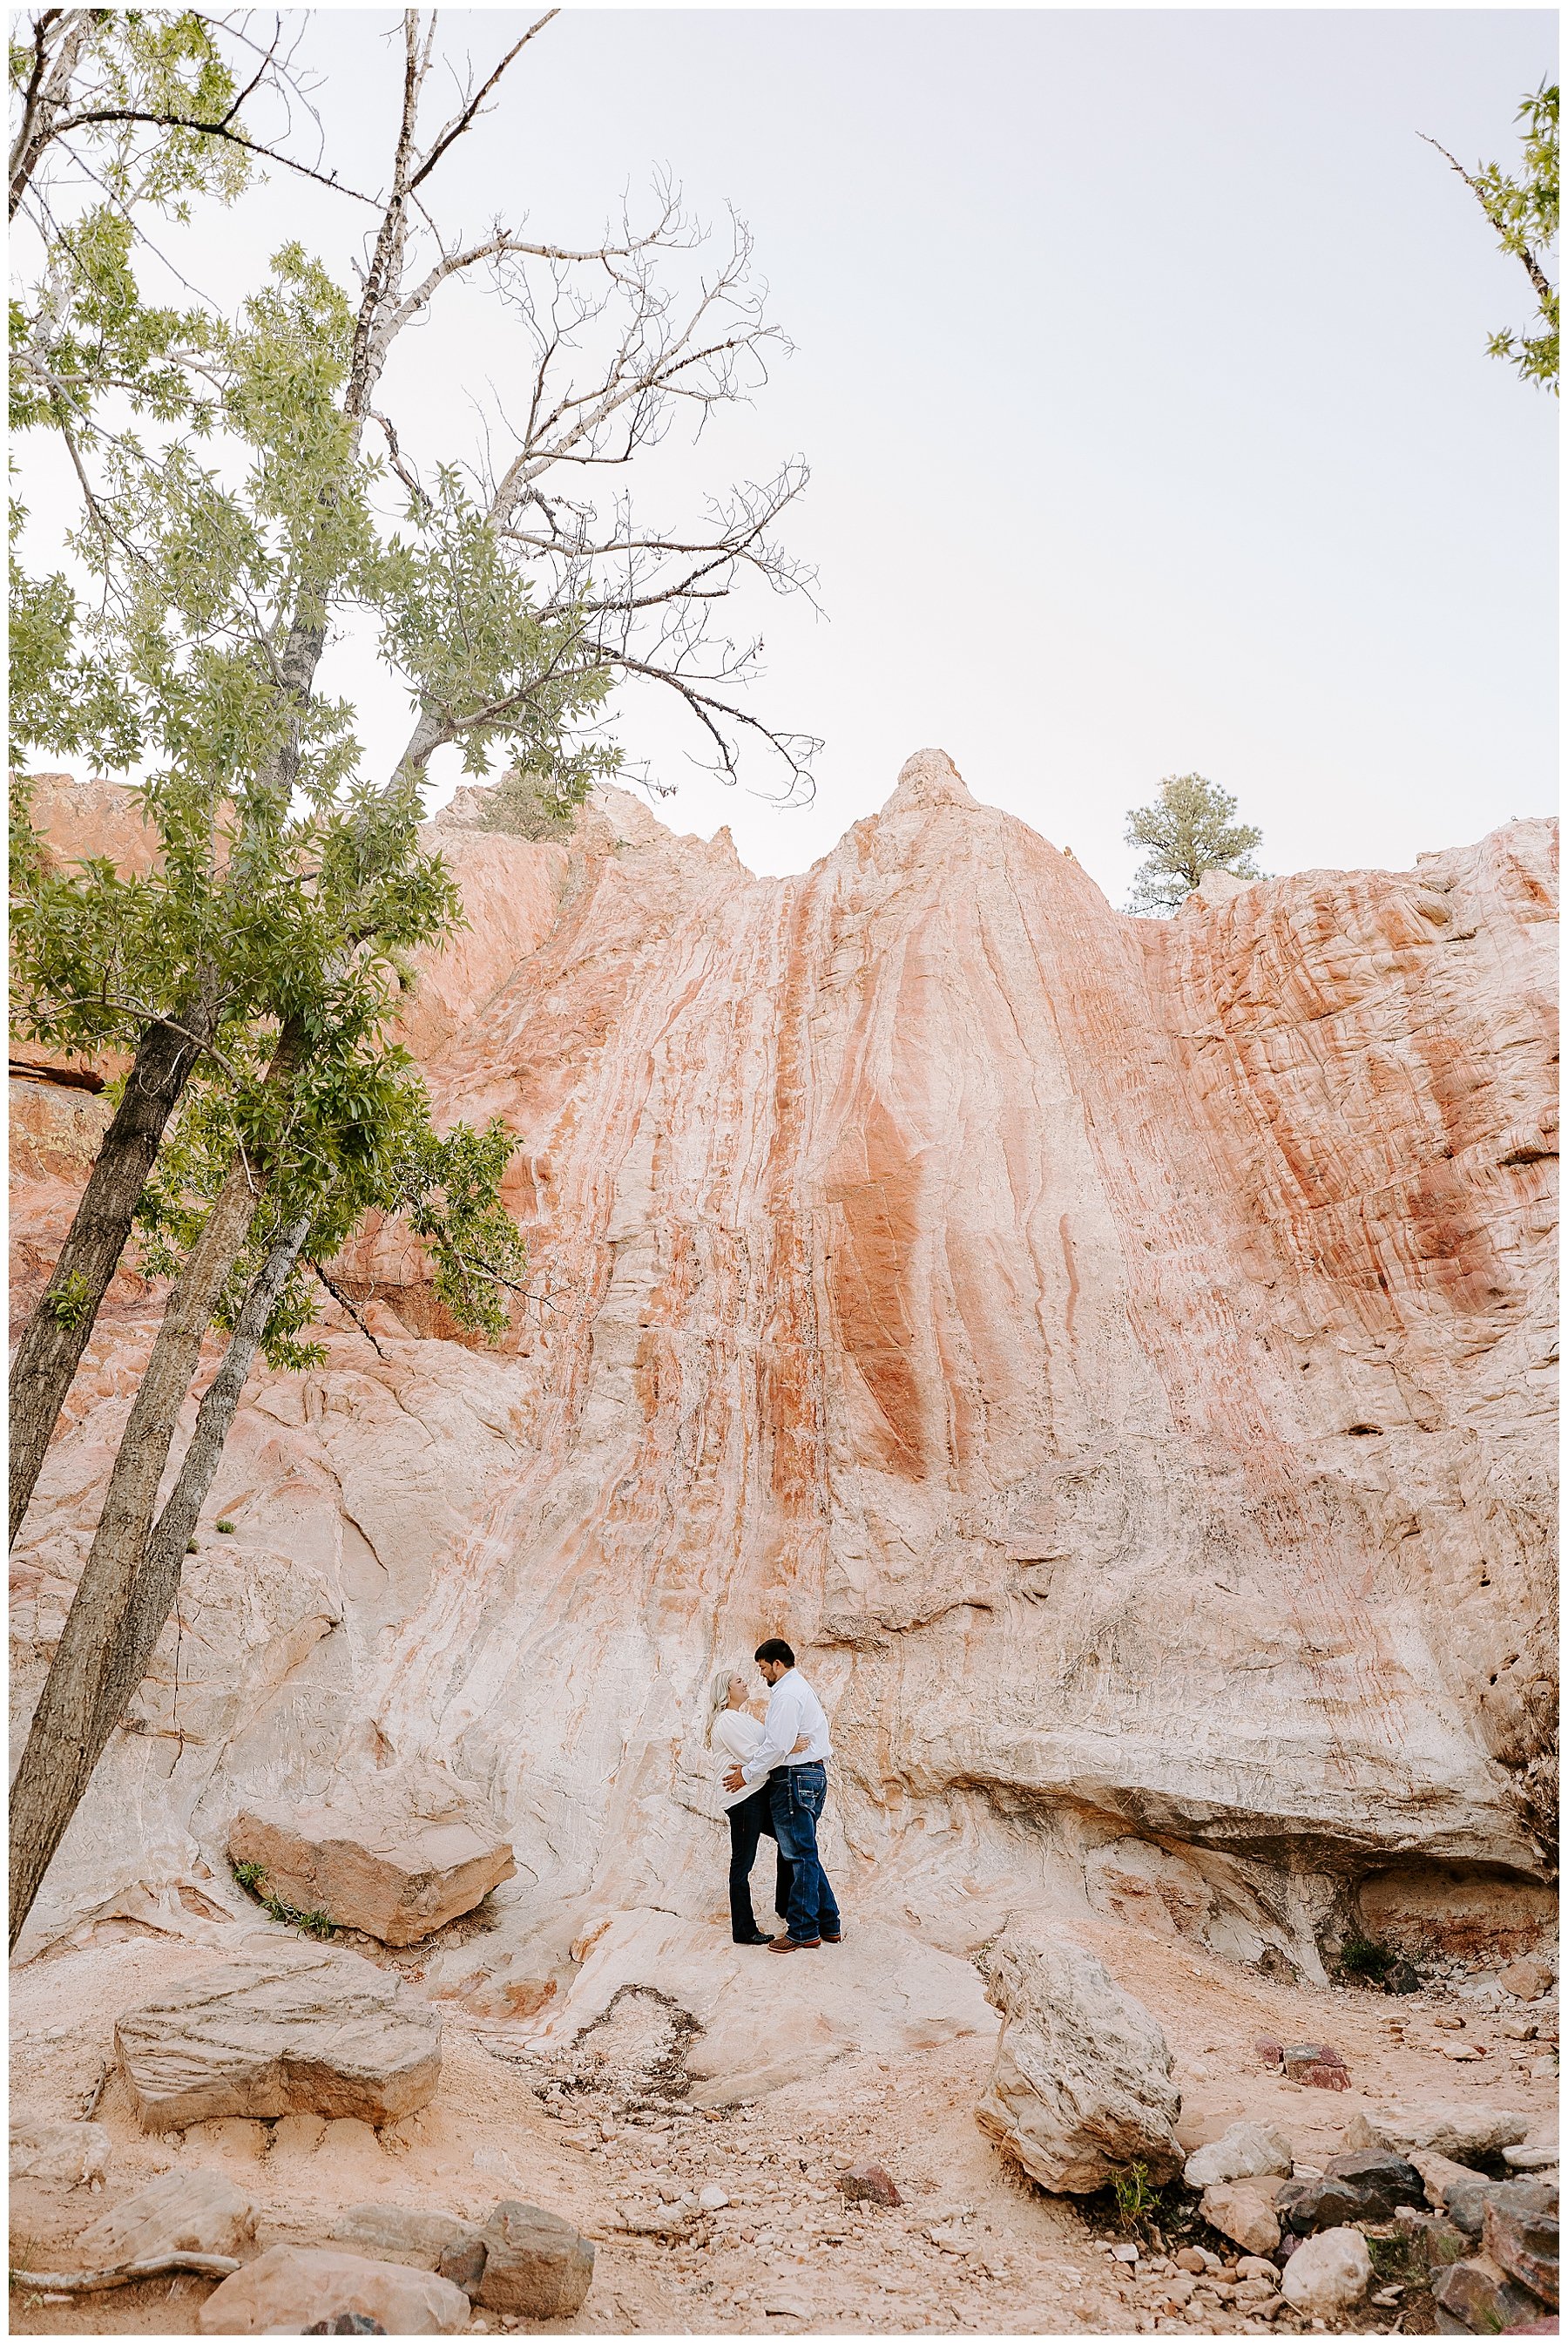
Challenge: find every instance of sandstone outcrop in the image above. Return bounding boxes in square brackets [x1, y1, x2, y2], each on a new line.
[228, 1762, 515, 1944]
[9, 757, 1557, 1989]
[114, 1942, 443, 2129]
[974, 1927, 1183, 2191]
[196, 2243, 470, 2334]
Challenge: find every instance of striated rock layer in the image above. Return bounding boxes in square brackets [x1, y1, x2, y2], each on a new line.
[9, 755, 1558, 1975]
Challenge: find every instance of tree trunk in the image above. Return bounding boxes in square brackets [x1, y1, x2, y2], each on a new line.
[9, 1157, 261, 1943]
[9, 1009, 204, 1548]
[97, 1212, 313, 1764]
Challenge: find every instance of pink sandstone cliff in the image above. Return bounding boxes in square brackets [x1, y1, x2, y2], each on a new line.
[9, 754, 1558, 1977]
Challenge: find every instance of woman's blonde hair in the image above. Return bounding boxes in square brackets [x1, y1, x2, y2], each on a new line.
[706, 1663, 747, 1744]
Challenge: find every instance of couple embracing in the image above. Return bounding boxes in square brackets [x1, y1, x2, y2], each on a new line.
[706, 1638, 841, 1952]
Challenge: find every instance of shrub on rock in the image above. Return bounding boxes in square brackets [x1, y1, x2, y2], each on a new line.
[974, 1928, 1182, 2192]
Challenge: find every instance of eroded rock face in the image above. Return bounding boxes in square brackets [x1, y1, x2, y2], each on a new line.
[114, 1941, 443, 2130]
[229, 1762, 515, 1945]
[9, 759, 1558, 1975]
[974, 1927, 1183, 2191]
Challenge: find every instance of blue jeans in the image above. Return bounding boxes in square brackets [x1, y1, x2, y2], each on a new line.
[768, 1762, 840, 1942]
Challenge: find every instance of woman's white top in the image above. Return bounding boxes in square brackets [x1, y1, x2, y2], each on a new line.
[711, 1709, 766, 1810]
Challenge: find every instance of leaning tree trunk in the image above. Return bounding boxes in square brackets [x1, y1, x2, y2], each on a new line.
[9, 1008, 206, 1547]
[94, 1211, 313, 1762]
[9, 1156, 264, 1943]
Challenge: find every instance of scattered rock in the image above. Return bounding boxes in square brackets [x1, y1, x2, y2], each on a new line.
[1394, 2205, 1470, 2273]
[197, 2245, 470, 2334]
[1278, 2153, 1424, 2234]
[335, 2205, 487, 2294]
[115, 1943, 443, 2130]
[475, 2201, 594, 2318]
[837, 2163, 902, 2207]
[974, 1929, 1182, 2192]
[1236, 2256, 1280, 2283]
[1442, 2173, 1558, 2244]
[1499, 1958, 1555, 2004]
[1184, 2123, 1294, 2190]
[1434, 2012, 1468, 2030]
[1482, 2198, 1558, 2307]
[9, 2119, 111, 2187]
[1342, 2114, 1394, 2154]
[1200, 2181, 1281, 2255]
[698, 2185, 730, 2212]
[1279, 2225, 1371, 2317]
[1432, 2253, 1545, 2334]
[1174, 2247, 1208, 2275]
[72, 2168, 255, 2266]
[229, 1763, 516, 1948]
[1281, 2043, 1349, 2091]
[1386, 1960, 1421, 1995]
[1437, 2038, 1484, 2060]
[1390, 2110, 1531, 2162]
[1507, 2145, 1562, 2171]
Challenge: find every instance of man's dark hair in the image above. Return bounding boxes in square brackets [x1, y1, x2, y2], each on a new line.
[754, 1637, 795, 1669]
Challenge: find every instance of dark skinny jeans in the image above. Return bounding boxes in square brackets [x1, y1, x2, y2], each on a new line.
[727, 1783, 792, 1941]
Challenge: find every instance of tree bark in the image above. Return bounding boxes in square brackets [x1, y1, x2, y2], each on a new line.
[94, 1212, 313, 1765]
[9, 1008, 204, 1548]
[9, 1156, 261, 1943]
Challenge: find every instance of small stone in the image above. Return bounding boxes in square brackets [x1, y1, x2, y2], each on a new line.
[1505, 2144, 1561, 2171]
[1341, 2114, 1393, 2154]
[1279, 2226, 1371, 2317]
[1531, 2055, 1559, 2079]
[73, 2168, 255, 2266]
[1112, 2242, 1140, 2264]
[1370, 2285, 1403, 2306]
[1434, 2013, 1467, 2030]
[1281, 2045, 1349, 2092]
[1394, 2205, 1470, 2271]
[1185, 2124, 1294, 2190]
[838, 2162, 902, 2207]
[1499, 1958, 1555, 2004]
[698, 2185, 730, 2212]
[1254, 2039, 1284, 2069]
[1277, 2153, 1424, 2234]
[1482, 2198, 1558, 2307]
[1236, 2257, 1279, 2283]
[197, 2246, 469, 2334]
[9, 2119, 111, 2187]
[1159, 2273, 1197, 2305]
[476, 2202, 594, 2318]
[1432, 2253, 1544, 2334]
[1200, 2182, 1281, 2256]
[1436, 2038, 1484, 2060]
[1174, 2248, 1207, 2275]
[1443, 2174, 1558, 2244]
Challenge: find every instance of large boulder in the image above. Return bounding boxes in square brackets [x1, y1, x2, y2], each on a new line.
[71, 2168, 255, 2266]
[1281, 2226, 1371, 2317]
[229, 1764, 514, 1948]
[115, 1941, 443, 2131]
[197, 2245, 469, 2334]
[475, 2202, 595, 2317]
[974, 1928, 1183, 2192]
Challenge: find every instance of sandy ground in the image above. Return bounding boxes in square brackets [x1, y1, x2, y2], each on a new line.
[9, 1909, 1558, 2337]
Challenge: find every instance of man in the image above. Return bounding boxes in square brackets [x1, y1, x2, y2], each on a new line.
[722, 1637, 841, 1952]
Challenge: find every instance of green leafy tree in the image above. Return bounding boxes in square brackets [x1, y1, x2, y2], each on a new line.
[1424, 81, 1559, 393]
[9, 8, 816, 1941]
[1125, 775, 1264, 916]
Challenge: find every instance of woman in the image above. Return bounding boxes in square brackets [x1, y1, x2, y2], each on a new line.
[707, 1666, 796, 1946]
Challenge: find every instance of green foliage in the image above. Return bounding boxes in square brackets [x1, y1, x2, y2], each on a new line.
[1111, 2161, 1161, 2234]
[231, 1860, 265, 1892]
[477, 768, 586, 843]
[1339, 1934, 1396, 1982]
[230, 1857, 334, 1937]
[1475, 84, 1559, 393]
[1125, 775, 1265, 915]
[44, 1271, 94, 1330]
[216, 1520, 235, 1534]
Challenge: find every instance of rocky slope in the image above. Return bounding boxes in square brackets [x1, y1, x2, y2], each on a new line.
[10, 755, 1558, 1992]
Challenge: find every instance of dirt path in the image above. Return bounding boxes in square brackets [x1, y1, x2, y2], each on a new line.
[9, 1914, 1557, 2335]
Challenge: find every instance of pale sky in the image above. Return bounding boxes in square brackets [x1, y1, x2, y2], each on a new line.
[19, 8, 1560, 899]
